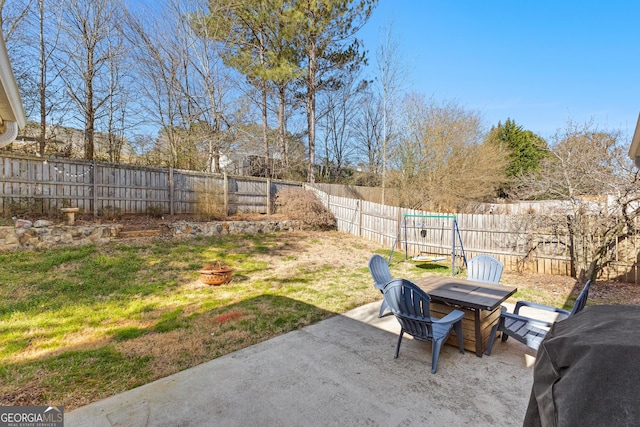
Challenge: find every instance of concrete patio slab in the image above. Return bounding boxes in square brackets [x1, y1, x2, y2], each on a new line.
[66, 301, 536, 426]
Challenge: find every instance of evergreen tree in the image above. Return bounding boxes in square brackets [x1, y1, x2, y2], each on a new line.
[488, 118, 548, 178]
[294, 0, 377, 182]
[199, 0, 302, 177]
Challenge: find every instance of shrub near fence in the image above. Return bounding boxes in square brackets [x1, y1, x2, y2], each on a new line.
[308, 185, 640, 284]
[0, 154, 302, 217]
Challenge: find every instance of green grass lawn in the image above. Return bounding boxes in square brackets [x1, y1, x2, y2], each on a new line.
[0, 231, 391, 409]
[0, 230, 582, 409]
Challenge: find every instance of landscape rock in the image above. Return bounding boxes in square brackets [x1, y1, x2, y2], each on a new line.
[4, 233, 19, 245]
[14, 219, 32, 229]
[34, 220, 54, 228]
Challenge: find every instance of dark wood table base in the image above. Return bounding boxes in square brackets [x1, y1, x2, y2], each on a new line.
[415, 276, 517, 357]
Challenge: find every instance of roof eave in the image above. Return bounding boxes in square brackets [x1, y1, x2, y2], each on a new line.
[629, 113, 640, 168]
[0, 34, 26, 130]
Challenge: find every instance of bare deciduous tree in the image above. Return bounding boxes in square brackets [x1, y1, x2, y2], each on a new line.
[352, 90, 382, 184]
[57, 0, 125, 160]
[101, 39, 133, 163]
[127, 0, 237, 171]
[0, 0, 32, 41]
[36, 0, 60, 155]
[389, 94, 508, 211]
[317, 71, 368, 182]
[375, 20, 407, 203]
[2, 0, 35, 138]
[512, 119, 640, 283]
[2, 0, 71, 156]
[188, 0, 237, 173]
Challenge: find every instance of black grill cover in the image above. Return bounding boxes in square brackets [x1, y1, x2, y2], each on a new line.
[524, 305, 640, 427]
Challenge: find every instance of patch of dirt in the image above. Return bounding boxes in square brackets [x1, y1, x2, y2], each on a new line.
[503, 272, 578, 295]
[584, 279, 640, 305]
[501, 272, 640, 305]
[0, 381, 47, 406]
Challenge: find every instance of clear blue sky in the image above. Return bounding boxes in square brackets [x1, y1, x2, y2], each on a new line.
[357, 0, 640, 141]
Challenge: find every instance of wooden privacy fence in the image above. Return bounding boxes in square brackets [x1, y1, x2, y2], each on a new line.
[309, 186, 640, 283]
[0, 154, 302, 216]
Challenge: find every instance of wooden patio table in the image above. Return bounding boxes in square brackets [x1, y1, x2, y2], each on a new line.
[414, 276, 517, 357]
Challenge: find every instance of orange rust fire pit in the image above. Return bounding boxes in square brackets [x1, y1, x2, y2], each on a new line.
[199, 262, 233, 285]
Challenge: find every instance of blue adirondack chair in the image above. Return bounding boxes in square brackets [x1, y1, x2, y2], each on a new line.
[467, 254, 503, 284]
[485, 280, 591, 355]
[368, 254, 394, 317]
[383, 278, 465, 374]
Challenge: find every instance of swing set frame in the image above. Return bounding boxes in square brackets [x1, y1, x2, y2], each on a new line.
[390, 213, 467, 276]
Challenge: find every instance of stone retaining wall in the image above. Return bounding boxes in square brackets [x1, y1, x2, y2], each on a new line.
[169, 220, 303, 238]
[0, 224, 122, 250]
[0, 220, 305, 251]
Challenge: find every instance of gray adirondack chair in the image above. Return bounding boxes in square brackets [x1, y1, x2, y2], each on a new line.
[485, 280, 591, 355]
[383, 278, 465, 374]
[467, 254, 503, 284]
[368, 254, 393, 317]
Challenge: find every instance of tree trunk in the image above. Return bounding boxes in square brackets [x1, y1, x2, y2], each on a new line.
[278, 84, 287, 175]
[38, 0, 46, 156]
[212, 141, 220, 174]
[85, 48, 94, 160]
[567, 214, 590, 282]
[262, 80, 269, 178]
[306, 41, 317, 183]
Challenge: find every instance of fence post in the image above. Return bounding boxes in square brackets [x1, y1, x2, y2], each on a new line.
[169, 167, 174, 216]
[396, 207, 402, 249]
[358, 199, 363, 237]
[224, 172, 229, 217]
[266, 178, 271, 215]
[92, 160, 98, 217]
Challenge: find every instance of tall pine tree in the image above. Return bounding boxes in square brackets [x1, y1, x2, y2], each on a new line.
[200, 0, 301, 177]
[294, 0, 377, 182]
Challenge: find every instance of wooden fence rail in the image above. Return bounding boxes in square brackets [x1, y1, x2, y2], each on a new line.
[0, 154, 302, 216]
